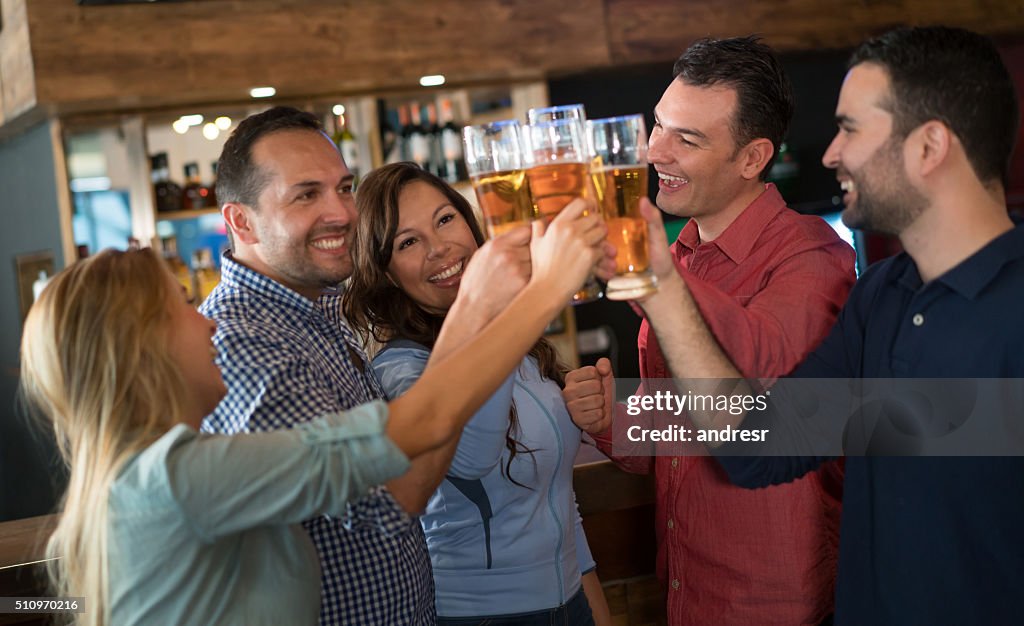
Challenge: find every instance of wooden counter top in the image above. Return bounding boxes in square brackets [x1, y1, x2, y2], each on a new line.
[0, 514, 57, 572]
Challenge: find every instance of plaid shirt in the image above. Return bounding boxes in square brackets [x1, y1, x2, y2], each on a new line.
[200, 252, 435, 625]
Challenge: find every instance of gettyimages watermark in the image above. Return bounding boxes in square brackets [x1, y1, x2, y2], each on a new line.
[607, 378, 1024, 457]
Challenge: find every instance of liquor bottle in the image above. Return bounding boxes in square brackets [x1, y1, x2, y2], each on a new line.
[182, 162, 212, 210]
[151, 153, 184, 213]
[32, 270, 50, 304]
[408, 102, 431, 172]
[208, 161, 219, 208]
[440, 99, 467, 183]
[425, 102, 446, 179]
[191, 248, 220, 303]
[381, 101, 404, 165]
[160, 235, 196, 303]
[334, 113, 360, 179]
[397, 104, 414, 163]
[767, 142, 800, 200]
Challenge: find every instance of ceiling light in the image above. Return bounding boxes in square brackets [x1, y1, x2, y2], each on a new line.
[172, 119, 190, 134]
[332, 104, 346, 116]
[215, 116, 232, 130]
[179, 114, 204, 126]
[419, 75, 446, 87]
[249, 87, 277, 98]
[202, 123, 220, 140]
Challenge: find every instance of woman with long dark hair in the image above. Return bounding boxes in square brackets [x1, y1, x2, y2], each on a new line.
[344, 162, 613, 625]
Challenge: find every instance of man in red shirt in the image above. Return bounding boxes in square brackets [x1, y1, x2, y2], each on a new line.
[565, 36, 856, 625]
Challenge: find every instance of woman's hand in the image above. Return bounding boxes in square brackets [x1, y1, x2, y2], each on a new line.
[456, 224, 533, 324]
[529, 199, 608, 300]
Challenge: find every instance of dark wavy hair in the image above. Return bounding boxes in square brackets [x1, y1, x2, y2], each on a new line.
[344, 162, 567, 486]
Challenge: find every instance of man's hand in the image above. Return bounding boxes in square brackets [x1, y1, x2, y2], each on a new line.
[563, 357, 615, 434]
[639, 198, 681, 284]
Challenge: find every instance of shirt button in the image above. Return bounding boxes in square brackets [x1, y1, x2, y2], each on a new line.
[671, 457, 679, 468]
[671, 579, 680, 590]
[667, 519, 675, 530]
[912, 313, 924, 326]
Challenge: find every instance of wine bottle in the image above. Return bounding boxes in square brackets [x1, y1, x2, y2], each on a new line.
[398, 104, 414, 163]
[208, 161, 219, 208]
[408, 102, 431, 172]
[151, 153, 184, 213]
[182, 162, 212, 210]
[381, 102, 404, 164]
[440, 98, 467, 182]
[160, 235, 196, 303]
[334, 113, 360, 179]
[191, 247, 220, 303]
[425, 102, 446, 179]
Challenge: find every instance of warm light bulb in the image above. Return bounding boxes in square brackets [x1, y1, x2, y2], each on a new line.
[332, 104, 346, 116]
[179, 114, 204, 126]
[202, 123, 220, 140]
[249, 86, 277, 98]
[419, 75, 446, 87]
[215, 116, 232, 130]
[172, 119, 190, 134]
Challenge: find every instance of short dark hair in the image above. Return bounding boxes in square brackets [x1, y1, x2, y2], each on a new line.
[216, 106, 323, 208]
[673, 35, 794, 180]
[850, 26, 1019, 187]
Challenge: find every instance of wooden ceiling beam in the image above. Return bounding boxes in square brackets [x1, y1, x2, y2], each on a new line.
[2, 0, 1022, 130]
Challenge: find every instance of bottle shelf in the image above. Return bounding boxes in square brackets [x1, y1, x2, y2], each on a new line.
[155, 207, 221, 221]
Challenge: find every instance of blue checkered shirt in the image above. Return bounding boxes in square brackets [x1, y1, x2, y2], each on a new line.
[200, 252, 435, 625]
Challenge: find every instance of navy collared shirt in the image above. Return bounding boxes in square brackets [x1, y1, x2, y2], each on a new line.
[719, 222, 1024, 625]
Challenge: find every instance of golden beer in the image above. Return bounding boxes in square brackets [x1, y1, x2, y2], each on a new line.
[607, 217, 650, 274]
[525, 161, 590, 221]
[596, 165, 650, 274]
[471, 169, 534, 238]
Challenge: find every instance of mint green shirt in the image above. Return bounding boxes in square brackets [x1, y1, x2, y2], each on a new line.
[106, 400, 408, 625]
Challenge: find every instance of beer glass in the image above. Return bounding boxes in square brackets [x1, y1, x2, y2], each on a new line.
[522, 117, 603, 304]
[528, 103, 605, 202]
[587, 115, 657, 300]
[527, 103, 587, 126]
[462, 120, 534, 238]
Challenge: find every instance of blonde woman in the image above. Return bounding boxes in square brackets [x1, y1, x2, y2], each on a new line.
[20, 212, 604, 625]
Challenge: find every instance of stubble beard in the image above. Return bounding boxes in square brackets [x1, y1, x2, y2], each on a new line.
[843, 137, 927, 236]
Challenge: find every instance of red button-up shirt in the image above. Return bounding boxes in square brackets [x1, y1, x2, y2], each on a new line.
[595, 185, 855, 625]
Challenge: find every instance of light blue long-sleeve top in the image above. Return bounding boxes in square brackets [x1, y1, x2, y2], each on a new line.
[373, 342, 596, 618]
[106, 401, 408, 626]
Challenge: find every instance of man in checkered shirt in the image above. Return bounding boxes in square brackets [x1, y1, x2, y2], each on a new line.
[199, 107, 439, 624]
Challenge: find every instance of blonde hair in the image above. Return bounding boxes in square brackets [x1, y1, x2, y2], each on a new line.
[19, 248, 191, 626]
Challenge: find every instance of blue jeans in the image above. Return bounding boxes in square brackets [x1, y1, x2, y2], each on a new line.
[436, 588, 595, 626]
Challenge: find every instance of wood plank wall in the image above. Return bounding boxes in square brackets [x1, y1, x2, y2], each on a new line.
[5, 0, 1024, 125]
[0, 0, 37, 126]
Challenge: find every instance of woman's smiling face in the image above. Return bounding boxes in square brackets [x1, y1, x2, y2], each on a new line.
[387, 181, 479, 313]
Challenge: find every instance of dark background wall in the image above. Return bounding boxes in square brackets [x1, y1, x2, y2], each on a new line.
[0, 122, 69, 522]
